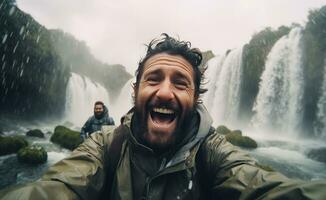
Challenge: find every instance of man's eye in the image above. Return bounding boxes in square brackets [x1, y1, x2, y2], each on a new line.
[174, 80, 189, 90]
[146, 77, 160, 85]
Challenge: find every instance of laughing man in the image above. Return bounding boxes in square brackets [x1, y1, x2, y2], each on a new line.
[1, 34, 326, 200]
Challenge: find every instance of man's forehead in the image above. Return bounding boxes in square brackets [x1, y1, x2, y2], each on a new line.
[143, 53, 193, 74]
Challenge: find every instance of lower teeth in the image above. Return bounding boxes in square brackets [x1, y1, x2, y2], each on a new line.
[151, 111, 175, 123]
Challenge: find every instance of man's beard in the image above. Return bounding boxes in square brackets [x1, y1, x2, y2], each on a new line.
[94, 111, 104, 119]
[133, 98, 196, 153]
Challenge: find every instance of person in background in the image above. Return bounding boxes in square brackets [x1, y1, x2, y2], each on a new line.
[80, 101, 115, 140]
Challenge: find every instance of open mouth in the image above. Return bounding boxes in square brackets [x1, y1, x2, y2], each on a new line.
[150, 107, 177, 125]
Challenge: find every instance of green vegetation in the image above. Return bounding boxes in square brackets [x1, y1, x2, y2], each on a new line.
[0, 0, 69, 119]
[225, 132, 258, 149]
[217, 125, 258, 149]
[231, 130, 242, 135]
[17, 145, 47, 164]
[236, 5, 326, 134]
[0, 135, 28, 156]
[240, 26, 291, 121]
[50, 126, 83, 150]
[216, 125, 231, 135]
[0, 0, 131, 119]
[26, 129, 44, 138]
[302, 5, 326, 132]
[50, 29, 132, 99]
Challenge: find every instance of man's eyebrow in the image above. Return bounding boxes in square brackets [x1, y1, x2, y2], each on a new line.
[143, 68, 162, 77]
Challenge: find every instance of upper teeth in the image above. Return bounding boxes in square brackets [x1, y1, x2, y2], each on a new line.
[153, 107, 174, 114]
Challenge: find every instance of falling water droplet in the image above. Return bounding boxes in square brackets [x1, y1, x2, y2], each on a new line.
[1, 61, 6, 70]
[12, 60, 16, 68]
[2, 34, 8, 44]
[19, 26, 25, 35]
[8, 6, 15, 16]
[13, 41, 19, 53]
[20, 69, 24, 77]
[36, 35, 40, 43]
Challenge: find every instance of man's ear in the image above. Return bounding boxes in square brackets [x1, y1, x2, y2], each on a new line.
[132, 82, 137, 104]
[194, 94, 199, 105]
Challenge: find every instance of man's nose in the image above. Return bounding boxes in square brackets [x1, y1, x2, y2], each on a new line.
[156, 80, 174, 101]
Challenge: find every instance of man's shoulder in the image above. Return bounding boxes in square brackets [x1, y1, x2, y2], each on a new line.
[101, 125, 117, 135]
[86, 115, 96, 123]
[98, 124, 128, 144]
[202, 131, 226, 147]
[199, 130, 229, 157]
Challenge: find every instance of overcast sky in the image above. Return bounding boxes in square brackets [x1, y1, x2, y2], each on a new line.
[17, 0, 326, 74]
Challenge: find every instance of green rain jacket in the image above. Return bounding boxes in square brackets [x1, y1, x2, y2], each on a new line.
[1, 105, 326, 200]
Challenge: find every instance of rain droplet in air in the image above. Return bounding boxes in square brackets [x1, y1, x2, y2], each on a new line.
[2, 34, 8, 44]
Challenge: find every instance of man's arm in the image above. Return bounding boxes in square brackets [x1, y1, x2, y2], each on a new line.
[80, 118, 91, 140]
[0, 131, 108, 200]
[108, 117, 115, 125]
[200, 133, 326, 200]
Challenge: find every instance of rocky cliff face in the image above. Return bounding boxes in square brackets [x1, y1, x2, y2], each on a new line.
[0, 0, 70, 119]
[0, 0, 132, 120]
[49, 29, 132, 100]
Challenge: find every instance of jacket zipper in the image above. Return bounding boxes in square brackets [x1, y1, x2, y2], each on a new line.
[145, 157, 167, 199]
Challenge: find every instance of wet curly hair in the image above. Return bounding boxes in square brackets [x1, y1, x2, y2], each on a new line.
[134, 33, 207, 101]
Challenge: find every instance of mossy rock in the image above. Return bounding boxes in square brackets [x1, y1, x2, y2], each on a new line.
[17, 145, 47, 164]
[307, 148, 326, 163]
[50, 126, 83, 150]
[231, 130, 242, 136]
[225, 132, 258, 149]
[26, 129, 45, 138]
[0, 135, 28, 156]
[216, 125, 231, 135]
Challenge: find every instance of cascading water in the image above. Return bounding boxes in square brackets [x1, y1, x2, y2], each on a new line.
[252, 27, 304, 136]
[111, 78, 134, 122]
[202, 55, 225, 111]
[315, 60, 326, 139]
[65, 72, 110, 126]
[203, 48, 243, 127]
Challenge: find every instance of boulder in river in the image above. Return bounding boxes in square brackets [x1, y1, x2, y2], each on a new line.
[26, 129, 45, 138]
[216, 125, 231, 135]
[215, 125, 257, 149]
[307, 148, 326, 164]
[17, 145, 47, 164]
[0, 135, 28, 156]
[225, 132, 258, 149]
[50, 126, 83, 150]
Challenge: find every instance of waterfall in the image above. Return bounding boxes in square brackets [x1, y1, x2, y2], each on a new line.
[252, 27, 304, 135]
[315, 61, 326, 139]
[203, 48, 243, 127]
[202, 55, 225, 110]
[111, 78, 134, 123]
[65, 73, 110, 126]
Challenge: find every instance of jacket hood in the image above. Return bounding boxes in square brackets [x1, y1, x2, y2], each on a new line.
[103, 105, 109, 116]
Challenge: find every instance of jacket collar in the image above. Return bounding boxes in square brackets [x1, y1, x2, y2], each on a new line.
[120, 104, 213, 167]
